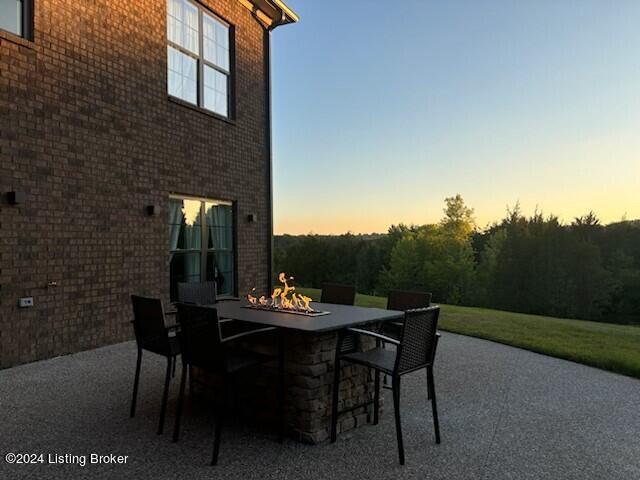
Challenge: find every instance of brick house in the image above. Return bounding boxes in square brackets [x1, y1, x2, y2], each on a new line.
[0, 0, 297, 368]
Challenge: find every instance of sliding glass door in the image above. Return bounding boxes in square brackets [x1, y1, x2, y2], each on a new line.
[169, 196, 235, 300]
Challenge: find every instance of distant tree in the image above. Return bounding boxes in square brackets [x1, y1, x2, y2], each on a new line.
[378, 231, 426, 293]
[472, 229, 507, 306]
[573, 211, 600, 227]
[356, 241, 385, 294]
[380, 197, 475, 304]
[441, 194, 475, 238]
[275, 199, 640, 324]
[480, 207, 614, 319]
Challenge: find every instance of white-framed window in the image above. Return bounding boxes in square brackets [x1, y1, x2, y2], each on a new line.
[0, 0, 32, 39]
[167, 0, 232, 118]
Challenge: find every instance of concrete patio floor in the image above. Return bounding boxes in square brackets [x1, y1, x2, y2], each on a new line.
[1, 332, 638, 480]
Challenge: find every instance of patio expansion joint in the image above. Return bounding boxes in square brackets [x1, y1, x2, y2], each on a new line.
[477, 357, 518, 480]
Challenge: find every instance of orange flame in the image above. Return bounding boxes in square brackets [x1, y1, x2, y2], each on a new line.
[247, 273, 315, 313]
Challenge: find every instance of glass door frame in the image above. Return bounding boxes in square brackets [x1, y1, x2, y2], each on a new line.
[169, 194, 238, 299]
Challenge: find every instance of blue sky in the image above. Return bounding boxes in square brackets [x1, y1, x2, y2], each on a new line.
[271, 0, 640, 234]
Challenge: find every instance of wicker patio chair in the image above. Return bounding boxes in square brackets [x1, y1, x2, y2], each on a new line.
[382, 289, 432, 339]
[129, 295, 181, 435]
[171, 303, 284, 465]
[177, 281, 217, 305]
[331, 306, 442, 465]
[320, 283, 356, 306]
[321, 283, 360, 353]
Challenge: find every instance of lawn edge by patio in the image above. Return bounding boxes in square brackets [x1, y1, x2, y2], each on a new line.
[297, 288, 640, 380]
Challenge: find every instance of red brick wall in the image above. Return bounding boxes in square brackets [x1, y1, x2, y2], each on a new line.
[0, 0, 271, 367]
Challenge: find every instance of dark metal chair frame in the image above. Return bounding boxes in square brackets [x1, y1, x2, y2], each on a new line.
[321, 283, 357, 306]
[171, 303, 285, 466]
[331, 306, 442, 465]
[129, 295, 181, 435]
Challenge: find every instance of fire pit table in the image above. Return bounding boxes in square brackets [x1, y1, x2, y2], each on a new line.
[212, 300, 404, 444]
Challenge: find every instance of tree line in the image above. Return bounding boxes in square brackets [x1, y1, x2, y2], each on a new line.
[274, 195, 640, 324]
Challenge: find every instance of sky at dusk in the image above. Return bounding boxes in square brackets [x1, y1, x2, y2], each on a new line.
[271, 0, 640, 235]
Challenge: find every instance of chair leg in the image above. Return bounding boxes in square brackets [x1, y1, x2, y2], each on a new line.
[392, 377, 405, 465]
[130, 348, 142, 418]
[426, 366, 433, 400]
[277, 333, 285, 443]
[172, 362, 188, 442]
[157, 356, 172, 435]
[211, 380, 227, 466]
[373, 369, 380, 425]
[427, 366, 441, 444]
[172, 356, 177, 378]
[330, 357, 341, 443]
[381, 341, 388, 386]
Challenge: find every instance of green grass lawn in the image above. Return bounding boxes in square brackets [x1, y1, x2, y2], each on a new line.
[297, 287, 640, 379]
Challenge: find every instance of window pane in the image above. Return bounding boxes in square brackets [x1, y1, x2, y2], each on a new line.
[0, 0, 22, 36]
[205, 202, 233, 249]
[207, 252, 233, 296]
[203, 13, 229, 71]
[169, 198, 201, 250]
[203, 65, 228, 117]
[167, 46, 197, 104]
[167, 0, 198, 54]
[205, 202, 234, 295]
[169, 197, 234, 299]
[170, 253, 201, 301]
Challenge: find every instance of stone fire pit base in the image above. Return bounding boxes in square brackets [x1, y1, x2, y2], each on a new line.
[192, 328, 382, 444]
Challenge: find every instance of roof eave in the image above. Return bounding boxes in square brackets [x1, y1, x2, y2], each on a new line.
[238, 0, 299, 29]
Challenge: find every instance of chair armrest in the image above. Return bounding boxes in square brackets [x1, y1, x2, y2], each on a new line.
[166, 324, 180, 331]
[221, 326, 277, 343]
[165, 310, 177, 316]
[346, 328, 400, 346]
[430, 332, 442, 363]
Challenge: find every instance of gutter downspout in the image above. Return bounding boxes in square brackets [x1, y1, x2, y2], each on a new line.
[264, 10, 286, 291]
[264, 14, 279, 291]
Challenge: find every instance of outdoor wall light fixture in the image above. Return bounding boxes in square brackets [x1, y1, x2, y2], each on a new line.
[247, 213, 258, 223]
[146, 205, 159, 216]
[7, 191, 24, 205]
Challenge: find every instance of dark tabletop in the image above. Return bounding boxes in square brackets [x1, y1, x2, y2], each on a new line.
[214, 301, 404, 332]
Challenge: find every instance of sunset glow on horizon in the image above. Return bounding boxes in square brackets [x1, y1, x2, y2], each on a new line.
[271, 0, 640, 235]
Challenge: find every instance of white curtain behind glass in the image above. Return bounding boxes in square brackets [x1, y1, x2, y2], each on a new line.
[169, 198, 200, 281]
[206, 203, 233, 294]
[205, 202, 229, 250]
[181, 200, 201, 279]
[168, 199, 182, 261]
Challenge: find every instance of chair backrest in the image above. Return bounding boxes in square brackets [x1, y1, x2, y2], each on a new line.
[177, 281, 217, 305]
[394, 306, 440, 374]
[387, 289, 432, 311]
[176, 303, 224, 371]
[321, 283, 356, 305]
[130, 295, 169, 347]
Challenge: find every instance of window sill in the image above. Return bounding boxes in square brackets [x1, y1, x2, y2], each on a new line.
[168, 96, 236, 125]
[0, 29, 35, 50]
